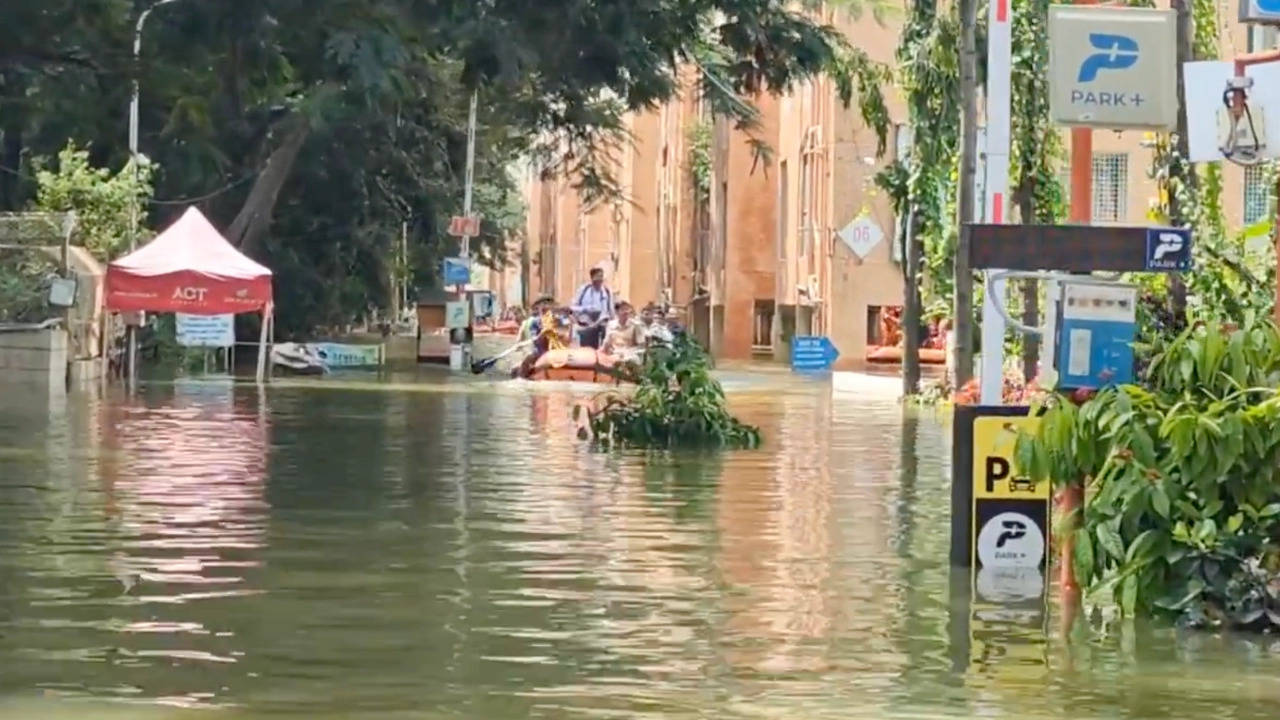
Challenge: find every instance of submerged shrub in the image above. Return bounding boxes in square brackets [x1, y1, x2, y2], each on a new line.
[1018, 313, 1280, 628]
[576, 334, 761, 450]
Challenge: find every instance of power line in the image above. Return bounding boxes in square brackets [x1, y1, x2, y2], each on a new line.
[0, 163, 258, 205]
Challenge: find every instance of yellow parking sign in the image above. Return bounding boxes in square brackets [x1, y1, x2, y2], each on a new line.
[971, 416, 1046, 500]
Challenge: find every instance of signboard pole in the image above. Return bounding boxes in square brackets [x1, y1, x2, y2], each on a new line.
[979, 0, 1013, 404]
[450, 91, 479, 372]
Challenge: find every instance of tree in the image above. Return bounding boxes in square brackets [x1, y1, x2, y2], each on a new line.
[32, 142, 154, 261]
[1009, 0, 1066, 382]
[879, 0, 961, 394]
[2, 0, 890, 335]
[954, 0, 980, 388]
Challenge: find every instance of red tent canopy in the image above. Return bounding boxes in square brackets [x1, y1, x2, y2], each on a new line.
[106, 207, 272, 314]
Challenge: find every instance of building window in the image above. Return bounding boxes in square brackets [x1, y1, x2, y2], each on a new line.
[1091, 152, 1128, 223]
[1248, 24, 1279, 53]
[1244, 165, 1272, 226]
[752, 299, 774, 351]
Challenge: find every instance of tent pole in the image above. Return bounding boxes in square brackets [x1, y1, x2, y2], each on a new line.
[255, 304, 270, 384]
[267, 307, 275, 381]
[128, 324, 137, 391]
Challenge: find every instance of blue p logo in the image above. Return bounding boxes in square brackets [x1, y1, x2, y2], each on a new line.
[1257, 0, 1280, 12]
[1077, 33, 1139, 82]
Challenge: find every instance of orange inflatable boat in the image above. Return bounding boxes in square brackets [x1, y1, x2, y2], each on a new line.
[527, 348, 629, 383]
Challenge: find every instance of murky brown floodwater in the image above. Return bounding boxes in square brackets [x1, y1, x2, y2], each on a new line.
[2, 369, 1280, 719]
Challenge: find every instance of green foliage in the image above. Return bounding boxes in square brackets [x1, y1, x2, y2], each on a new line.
[0, 250, 59, 323]
[876, 0, 961, 311]
[1009, 0, 1066, 226]
[2, 0, 885, 335]
[687, 120, 713, 199]
[578, 335, 762, 449]
[32, 142, 154, 261]
[1018, 314, 1280, 628]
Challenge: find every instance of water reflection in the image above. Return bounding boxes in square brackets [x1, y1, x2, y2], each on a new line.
[2, 375, 1280, 719]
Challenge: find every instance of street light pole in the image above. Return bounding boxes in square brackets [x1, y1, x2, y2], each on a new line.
[126, 0, 178, 389]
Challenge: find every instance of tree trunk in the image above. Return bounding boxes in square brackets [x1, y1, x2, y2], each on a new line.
[1017, 193, 1039, 382]
[954, 0, 980, 387]
[0, 72, 25, 211]
[1167, 0, 1196, 320]
[902, 205, 922, 395]
[227, 115, 311, 254]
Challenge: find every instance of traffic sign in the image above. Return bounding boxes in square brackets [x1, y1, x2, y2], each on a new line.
[790, 335, 839, 372]
[448, 215, 481, 237]
[442, 257, 470, 286]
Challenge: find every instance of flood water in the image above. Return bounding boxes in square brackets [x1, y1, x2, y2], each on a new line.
[3, 371, 1280, 719]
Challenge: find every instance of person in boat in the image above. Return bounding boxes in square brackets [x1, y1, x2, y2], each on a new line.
[602, 299, 647, 362]
[515, 301, 572, 378]
[641, 303, 673, 345]
[656, 305, 685, 342]
[517, 295, 555, 343]
[570, 266, 614, 349]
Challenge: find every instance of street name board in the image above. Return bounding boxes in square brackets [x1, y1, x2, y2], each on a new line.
[175, 313, 234, 348]
[442, 257, 470, 286]
[1048, 6, 1177, 130]
[790, 335, 839, 372]
[448, 215, 480, 237]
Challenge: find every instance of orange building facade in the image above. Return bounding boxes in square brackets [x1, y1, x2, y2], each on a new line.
[518, 8, 1277, 366]
[520, 8, 907, 367]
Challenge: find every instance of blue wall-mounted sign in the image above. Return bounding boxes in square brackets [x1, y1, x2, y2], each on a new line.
[791, 335, 840, 372]
[1144, 227, 1192, 271]
[442, 257, 471, 286]
[1056, 282, 1137, 389]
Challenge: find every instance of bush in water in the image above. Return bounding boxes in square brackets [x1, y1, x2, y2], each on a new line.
[575, 334, 761, 450]
[1017, 312, 1280, 629]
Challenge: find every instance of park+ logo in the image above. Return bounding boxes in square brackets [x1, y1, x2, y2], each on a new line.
[977, 511, 1045, 569]
[1145, 228, 1192, 271]
[1077, 33, 1139, 82]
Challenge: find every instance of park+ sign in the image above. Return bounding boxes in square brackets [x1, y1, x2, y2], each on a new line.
[1047, 6, 1177, 130]
[1144, 227, 1193, 271]
[1240, 0, 1280, 24]
[790, 335, 839, 372]
[442, 257, 471, 286]
[966, 223, 1194, 273]
[950, 406, 1052, 602]
[175, 313, 235, 348]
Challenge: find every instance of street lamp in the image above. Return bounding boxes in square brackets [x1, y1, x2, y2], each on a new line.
[126, 0, 180, 389]
[129, 0, 180, 251]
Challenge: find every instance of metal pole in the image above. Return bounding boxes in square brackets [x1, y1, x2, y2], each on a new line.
[979, 0, 1012, 405]
[450, 91, 478, 371]
[462, 91, 477, 260]
[126, 0, 176, 390]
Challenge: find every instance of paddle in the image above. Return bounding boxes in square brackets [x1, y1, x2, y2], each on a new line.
[470, 338, 533, 374]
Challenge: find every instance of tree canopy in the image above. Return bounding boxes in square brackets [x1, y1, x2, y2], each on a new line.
[0, 0, 876, 334]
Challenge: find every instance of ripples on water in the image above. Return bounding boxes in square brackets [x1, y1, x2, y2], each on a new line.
[2, 371, 1280, 719]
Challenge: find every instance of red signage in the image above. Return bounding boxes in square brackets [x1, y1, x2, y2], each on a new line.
[448, 215, 481, 237]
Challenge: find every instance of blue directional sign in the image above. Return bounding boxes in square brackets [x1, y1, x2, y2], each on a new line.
[442, 256, 470, 286]
[1143, 227, 1192, 271]
[791, 335, 840, 372]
